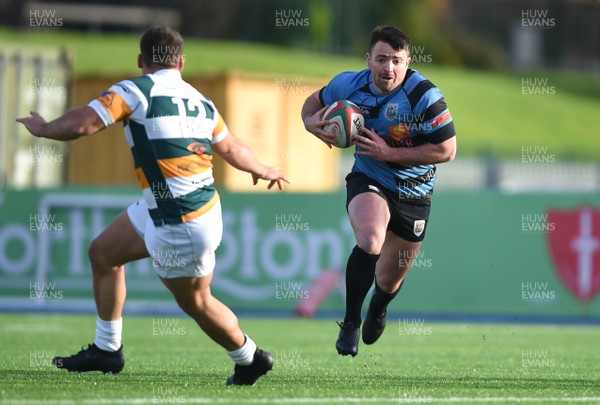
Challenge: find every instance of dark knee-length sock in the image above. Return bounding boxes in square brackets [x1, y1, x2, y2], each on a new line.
[343, 245, 380, 326]
[368, 280, 404, 317]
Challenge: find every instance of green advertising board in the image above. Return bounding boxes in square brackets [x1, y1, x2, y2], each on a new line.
[0, 188, 599, 319]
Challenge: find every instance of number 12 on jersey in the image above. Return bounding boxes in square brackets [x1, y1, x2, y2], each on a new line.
[170, 97, 215, 136]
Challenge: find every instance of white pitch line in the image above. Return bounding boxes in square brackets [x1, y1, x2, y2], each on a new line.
[2, 397, 600, 404]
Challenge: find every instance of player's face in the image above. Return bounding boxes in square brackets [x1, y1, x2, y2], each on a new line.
[367, 41, 410, 94]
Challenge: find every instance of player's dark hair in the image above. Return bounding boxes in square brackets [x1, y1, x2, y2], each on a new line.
[140, 26, 184, 68]
[369, 26, 411, 53]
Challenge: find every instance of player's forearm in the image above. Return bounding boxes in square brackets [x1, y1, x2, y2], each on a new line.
[301, 92, 322, 126]
[38, 107, 99, 141]
[218, 136, 267, 177]
[387, 140, 456, 166]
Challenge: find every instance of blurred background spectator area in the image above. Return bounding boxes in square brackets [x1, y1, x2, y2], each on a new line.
[0, 0, 598, 71]
[0, 0, 599, 192]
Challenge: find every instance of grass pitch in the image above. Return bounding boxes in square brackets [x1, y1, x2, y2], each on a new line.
[0, 313, 599, 404]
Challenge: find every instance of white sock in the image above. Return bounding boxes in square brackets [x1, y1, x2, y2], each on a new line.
[227, 334, 257, 366]
[94, 316, 122, 352]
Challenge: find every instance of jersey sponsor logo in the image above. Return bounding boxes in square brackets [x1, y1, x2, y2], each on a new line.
[413, 220, 426, 237]
[546, 206, 600, 303]
[389, 125, 414, 147]
[384, 103, 399, 121]
[357, 104, 380, 119]
[115, 83, 131, 93]
[187, 142, 207, 155]
[391, 123, 410, 140]
[385, 137, 413, 148]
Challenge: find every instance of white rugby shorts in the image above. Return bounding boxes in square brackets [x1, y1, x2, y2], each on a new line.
[126, 199, 223, 278]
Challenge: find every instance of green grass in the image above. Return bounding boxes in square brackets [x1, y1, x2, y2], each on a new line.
[1, 313, 600, 404]
[0, 28, 365, 77]
[2, 28, 600, 160]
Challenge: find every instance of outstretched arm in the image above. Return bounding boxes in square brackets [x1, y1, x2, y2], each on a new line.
[301, 90, 336, 148]
[212, 131, 290, 190]
[16, 106, 106, 141]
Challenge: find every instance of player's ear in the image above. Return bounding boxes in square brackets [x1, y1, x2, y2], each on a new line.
[137, 54, 143, 69]
[365, 52, 371, 66]
[178, 55, 185, 72]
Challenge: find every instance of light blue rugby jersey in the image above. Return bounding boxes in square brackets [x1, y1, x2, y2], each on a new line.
[320, 68, 456, 197]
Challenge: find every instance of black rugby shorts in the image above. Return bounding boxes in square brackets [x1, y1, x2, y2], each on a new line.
[345, 172, 432, 242]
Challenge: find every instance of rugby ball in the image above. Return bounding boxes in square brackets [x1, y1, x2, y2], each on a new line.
[323, 100, 364, 148]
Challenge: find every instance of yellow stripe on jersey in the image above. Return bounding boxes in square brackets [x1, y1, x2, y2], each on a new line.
[96, 91, 132, 122]
[157, 154, 213, 179]
[181, 192, 220, 223]
[136, 167, 150, 189]
[212, 115, 226, 138]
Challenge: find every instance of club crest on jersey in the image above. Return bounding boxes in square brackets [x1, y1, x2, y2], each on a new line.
[187, 142, 207, 155]
[384, 103, 399, 121]
[413, 220, 426, 237]
[99, 91, 115, 107]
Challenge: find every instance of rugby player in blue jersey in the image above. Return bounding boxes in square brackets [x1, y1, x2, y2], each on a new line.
[301, 26, 456, 356]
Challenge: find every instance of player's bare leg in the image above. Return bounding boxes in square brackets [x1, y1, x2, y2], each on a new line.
[376, 231, 421, 292]
[349, 192, 390, 255]
[53, 211, 149, 373]
[336, 192, 390, 356]
[160, 274, 273, 385]
[160, 274, 244, 350]
[89, 211, 149, 321]
[363, 232, 421, 344]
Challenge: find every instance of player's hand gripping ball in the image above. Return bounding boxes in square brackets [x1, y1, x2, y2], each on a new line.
[322, 100, 364, 148]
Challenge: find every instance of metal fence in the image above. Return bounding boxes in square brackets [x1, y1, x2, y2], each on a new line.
[340, 154, 600, 193]
[0, 45, 72, 188]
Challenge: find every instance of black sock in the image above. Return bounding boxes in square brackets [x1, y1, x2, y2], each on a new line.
[343, 245, 380, 326]
[368, 280, 403, 317]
